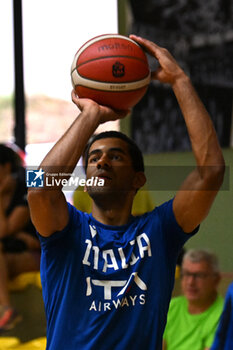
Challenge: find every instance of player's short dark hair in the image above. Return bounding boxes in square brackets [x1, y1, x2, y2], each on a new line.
[84, 131, 144, 173]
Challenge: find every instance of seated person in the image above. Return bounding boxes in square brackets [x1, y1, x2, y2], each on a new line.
[0, 144, 40, 331]
[211, 281, 233, 350]
[163, 249, 224, 350]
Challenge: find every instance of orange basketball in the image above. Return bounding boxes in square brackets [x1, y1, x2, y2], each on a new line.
[71, 34, 151, 110]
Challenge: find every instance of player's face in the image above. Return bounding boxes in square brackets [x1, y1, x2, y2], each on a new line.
[181, 259, 220, 305]
[85, 137, 139, 195]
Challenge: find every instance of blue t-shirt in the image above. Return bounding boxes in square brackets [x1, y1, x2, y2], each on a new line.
[211, 282, 233, 350]
[38, 199, 197, 350]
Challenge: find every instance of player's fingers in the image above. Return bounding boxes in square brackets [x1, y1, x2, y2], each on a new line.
[130, 34, 160, 49]
[116, 109, 131, 118]
[103, 106, 130, 119]
[99, 107, 130, 124]
[129, 35, 161, 58]
[71, 89, 79, 103]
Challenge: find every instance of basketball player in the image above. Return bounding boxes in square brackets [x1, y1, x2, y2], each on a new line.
[28, 35, 225, 350]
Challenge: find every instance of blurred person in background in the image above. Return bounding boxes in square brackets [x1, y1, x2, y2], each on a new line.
[0, 144, 40, 331]
[163, 249, 224, 350]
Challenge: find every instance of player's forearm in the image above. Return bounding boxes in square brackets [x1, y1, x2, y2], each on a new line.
[28, 107, 101, 234]
[40, 107, 100, 176]
[172, 74, 225, 173]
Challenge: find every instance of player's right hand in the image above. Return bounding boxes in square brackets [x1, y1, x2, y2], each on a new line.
[71, 90, 130, 124]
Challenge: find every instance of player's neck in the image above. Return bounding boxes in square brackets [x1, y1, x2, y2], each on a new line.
[91, 194, 134, 226]
[92, 207, 132, 226]
[187, 291, 218, 314]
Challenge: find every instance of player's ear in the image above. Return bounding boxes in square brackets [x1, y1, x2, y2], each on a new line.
[133, 172, 146, 190]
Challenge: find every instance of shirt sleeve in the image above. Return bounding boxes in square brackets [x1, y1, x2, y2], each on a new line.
[37, 202, 83, 249]
[157, 198, 199, 256]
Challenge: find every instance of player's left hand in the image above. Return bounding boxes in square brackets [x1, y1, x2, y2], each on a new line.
[129, 34, 186, 86]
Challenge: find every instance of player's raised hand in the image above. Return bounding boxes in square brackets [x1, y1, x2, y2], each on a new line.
[130, 35, 186, 86]
[71, 90, 130, 124]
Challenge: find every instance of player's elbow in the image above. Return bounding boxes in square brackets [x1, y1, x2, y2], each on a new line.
[27, 188, 59, 214]
[203, 162, 225, 190]
[28, 187, 49, 205]
[211, 160, 225, 184]
[27, 188, 66, 236]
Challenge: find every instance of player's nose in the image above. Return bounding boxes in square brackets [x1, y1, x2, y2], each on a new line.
[96, 155, 111, 169]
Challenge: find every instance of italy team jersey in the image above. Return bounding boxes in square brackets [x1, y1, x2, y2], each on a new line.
[38, 199, 197, 350]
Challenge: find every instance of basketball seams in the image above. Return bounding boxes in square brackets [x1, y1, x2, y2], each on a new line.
[75, 34, 141, 57]
[71, 70, 151, 92]
[78, 85, 148, 93]
[76, 55, 149, 69]
[71, 34, 146, 74]
[76, 85, 148, 109]
[70, 34, 150, 109]
[71, 55, 149, 75]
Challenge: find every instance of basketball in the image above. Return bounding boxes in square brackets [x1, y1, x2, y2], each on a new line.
[71, 34, 151, 110]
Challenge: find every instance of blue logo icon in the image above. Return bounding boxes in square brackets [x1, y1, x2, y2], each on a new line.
[26, 168, 45, 187]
